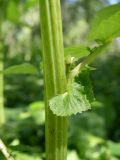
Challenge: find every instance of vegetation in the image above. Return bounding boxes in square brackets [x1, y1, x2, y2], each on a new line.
[0, 0, 120, 160]
[39, 0, 67, 159]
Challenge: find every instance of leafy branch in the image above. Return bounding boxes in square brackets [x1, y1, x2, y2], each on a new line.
[49, 3, 120, 117]
[49, 43, 108, 117]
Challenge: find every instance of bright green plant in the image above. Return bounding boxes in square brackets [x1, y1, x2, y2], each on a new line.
[1, 1, 120, 160]
[48, 3, 120, 117]
[39, 0, 67, 160]
[39, 2, 120, 160]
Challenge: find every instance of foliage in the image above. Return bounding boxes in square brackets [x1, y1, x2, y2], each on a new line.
[89, 3, 120, 41]
[0, 0, 120, 160]
[64, 46, 91, 59]
[2, 63, 39, 75]
[49, 3, 120, 117]
[49, 82, 91, 116]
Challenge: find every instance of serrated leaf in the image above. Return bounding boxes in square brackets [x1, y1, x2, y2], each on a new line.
[64, 46, 91, 59]
[3, 63, 39, 75]
[89, 3, 120, 41]
[49, 82, 91, 116]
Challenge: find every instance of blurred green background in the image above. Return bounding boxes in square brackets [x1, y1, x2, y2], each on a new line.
[0, 0, 120, 159]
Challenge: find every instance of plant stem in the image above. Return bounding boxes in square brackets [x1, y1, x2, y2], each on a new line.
[0, 0, 5, 126]
[0, 139, 14, 160]
[79, 44, 107, 71]
[69, 43, 108, 79]
[39, 0, 67, 160]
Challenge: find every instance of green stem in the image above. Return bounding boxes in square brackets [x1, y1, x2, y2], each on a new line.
[79, 44, 108, 71]
[0, 0, 5, 126]
[69, 43, 108, 79]
[39, 0, 67, 160]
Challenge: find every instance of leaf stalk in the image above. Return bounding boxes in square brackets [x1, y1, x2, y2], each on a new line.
[68, 43, 108, 80]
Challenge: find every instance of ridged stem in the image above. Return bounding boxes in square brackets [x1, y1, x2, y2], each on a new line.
[39, 0, 67, 160]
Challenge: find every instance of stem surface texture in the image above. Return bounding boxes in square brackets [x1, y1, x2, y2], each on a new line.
[39, 0, 67, 160]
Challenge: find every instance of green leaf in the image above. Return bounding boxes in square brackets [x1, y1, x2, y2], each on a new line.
[93, 3, 120, 22]
[49, 82, 91, 116]
[64, 46, 91, 59]
[89, 3, 120, 41]
[3, 63, 39, 75]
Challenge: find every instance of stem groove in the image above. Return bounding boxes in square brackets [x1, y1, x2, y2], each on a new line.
[39, 0, 67, 160]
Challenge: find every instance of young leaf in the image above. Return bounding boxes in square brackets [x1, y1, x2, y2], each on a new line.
[89, 3, 120, 41]
[49, 82, 91, 116]
[3, 63, 39, 75]
[64, 46, 91, 59]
